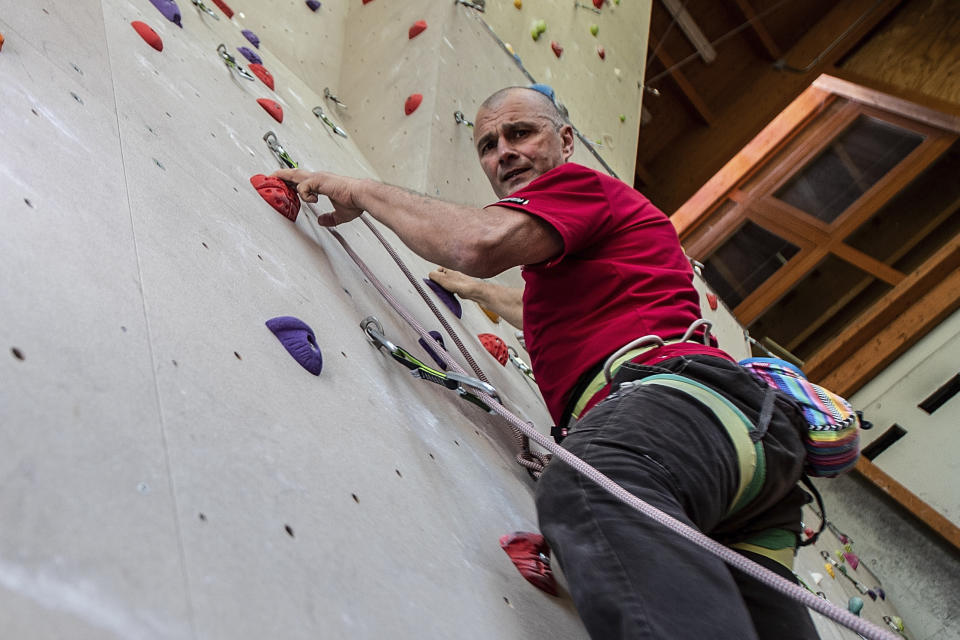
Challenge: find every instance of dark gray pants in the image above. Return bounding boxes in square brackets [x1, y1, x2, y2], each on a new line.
[535, 356, 819, 640]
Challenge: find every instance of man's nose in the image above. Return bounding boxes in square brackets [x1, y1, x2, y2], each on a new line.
[497, 138, 518, 163]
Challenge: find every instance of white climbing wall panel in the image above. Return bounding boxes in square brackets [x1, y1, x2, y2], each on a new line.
[0, 1, 817, 639]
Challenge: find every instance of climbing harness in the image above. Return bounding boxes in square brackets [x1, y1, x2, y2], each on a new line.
[263, 131, 298, 169]
[324, 87, 348, 110]
[312, 106, 348, 138]
[216, 43, 255, 81]
[361, 316, 499, 413]
[190, 0, 219, 19]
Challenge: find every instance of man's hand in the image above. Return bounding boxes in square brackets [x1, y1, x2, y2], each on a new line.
[430, 267, 525, 329]
[270, 169, 365, 227]
[429, 267, 478, 299]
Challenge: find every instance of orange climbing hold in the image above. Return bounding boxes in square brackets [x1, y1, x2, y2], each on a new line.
[479, 305, 501, 324]
[408, 20, 427, 39]
[257, 98, 284, 123]
[478, 333, 508, 366]
[250, 174, 301, 221]
[0, 32, 5, 52]
[707, 293, 718, 311]
[249, 63, 275, 90]
[550, 41, 563, 58]
[404, 93, 423, 115]
[211, 0, 234, 18]
[131, 21, 163, 52]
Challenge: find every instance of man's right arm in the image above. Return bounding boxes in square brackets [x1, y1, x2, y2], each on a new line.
[429, 268, 524, 329]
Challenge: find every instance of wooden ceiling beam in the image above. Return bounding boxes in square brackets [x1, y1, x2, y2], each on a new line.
[649, 40, 716, 126]
[730, 0, 782, 60]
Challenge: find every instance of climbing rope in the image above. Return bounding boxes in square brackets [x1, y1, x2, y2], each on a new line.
[312, 211, 898, 640]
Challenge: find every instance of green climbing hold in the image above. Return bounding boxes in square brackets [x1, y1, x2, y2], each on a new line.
[848, 597, 864, 616]
[619, 114, 626, 123]
[535, 19, 546, 34]
[590, 24, 599, 37]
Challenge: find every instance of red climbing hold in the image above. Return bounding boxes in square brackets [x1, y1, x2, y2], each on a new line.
[249, 63, 275, 90]
[250, 174, 301, 221]
[257, 98, 284, 123]
[499, 532, 559, 597]
[597, 45, 606, 60]
[408, 20, 427, 39]
[707, 292, 718, 311]
[211, 0, 234, 18]
[404, 93, 423, 115]
[592, 0, 604, 8]
[478, 333, 508, 366]
[362, 0, 374, 4]
[131, 21, 163, 52]
[550, 41, 563, 58]
[0, 32, 6, 52]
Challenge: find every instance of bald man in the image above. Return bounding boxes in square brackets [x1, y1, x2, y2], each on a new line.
[274, 87, 817, 640]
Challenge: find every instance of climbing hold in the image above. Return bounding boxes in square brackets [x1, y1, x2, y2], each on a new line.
[248, 63, 274, 90]
[867, 589, 878, 601]
[597, 45, 605, 60]
[592, 0, 603, 8]
[842, 551, 860, 570]
[824, 563, 835, 579]
[877, 588, 886, 601]
[848, 597, 864, 616]
[408, 20, 427, 39]
[589, 23, 599, 36]
[418, 331, 447, 371]
[362, 0, 374, 4]
[530, 83, 555, 101]
[265, 317, 323, 375]
[479, 305, 500, 324]
[614, 67, 622, 79]
[404, 93, 423, 115]
[0, 32, 4, 52]
[149, 0, 182, 27]
[504, 42, 515, 55]
[707, 292, 718, 310]
[306, 0, 321, 10]
[550, 41, 563, 58]
[131, 21, 163, 51]
[531, 28, 540, 41]
[237, 46, 262, 65]
[242, 29, 260, 48]
[810, 572, 823, 585]
[514, 0, 522, 8]
[803, 526, 815, 539]
[478, 333, 508, 366]
[619, 114, 626, 123]
[499, 532, 558, 597]
[423, 279, 462, 318]
[257, 98, 284, 123]
[211, 0, 234, 17]
[250, 174, 300, 221]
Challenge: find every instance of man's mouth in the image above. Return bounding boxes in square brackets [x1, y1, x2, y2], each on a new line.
[502, 167, 528, 183]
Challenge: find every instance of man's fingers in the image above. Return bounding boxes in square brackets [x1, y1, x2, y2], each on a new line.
[316, 212, 338, 226]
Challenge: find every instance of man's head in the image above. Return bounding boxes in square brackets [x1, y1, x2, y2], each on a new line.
[474, 87, 575, 198]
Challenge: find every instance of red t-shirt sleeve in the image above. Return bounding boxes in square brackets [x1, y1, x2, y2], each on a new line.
[485, 164, 616, 265]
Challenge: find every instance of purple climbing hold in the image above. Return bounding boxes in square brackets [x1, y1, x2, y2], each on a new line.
[242, 29, 260, 49]
[423, 278, 462, 319]
[149, 0, 183, 27]
[418, 331, 448, 370]
[306, 0, 322, 10]
[265, 316, 323, 375]
[237, 46, 262, 65]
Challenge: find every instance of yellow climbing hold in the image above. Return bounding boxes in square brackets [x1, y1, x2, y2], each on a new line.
[505, 42, 515, 55]
[589, 24, 599, 37]
[824, 563, 835, 579]
[514, 0, 522, 8]
[479, 305, 501, 324]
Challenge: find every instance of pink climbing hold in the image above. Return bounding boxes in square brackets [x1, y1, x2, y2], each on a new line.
[211, 0, 234, 18]
[249, 63, 275, 90]
[131, 21, 163, 52]
[478, 333, 508, 366]
[257, 98, 284, 123]
[550, 41, 563, 58]
[408, 20, 427, 39]
[404, 93, 423, 115]
[843, 551, 860, 570]
[597, 45, 606, 60]
[250, 174, 301, 221]
[707, 292, 718, 311]
[499, 532, 559, 597]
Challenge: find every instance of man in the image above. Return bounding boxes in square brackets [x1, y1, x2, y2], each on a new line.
[273, 86, 817, 639]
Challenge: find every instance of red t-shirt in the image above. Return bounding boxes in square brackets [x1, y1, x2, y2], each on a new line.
[488, 163, 731, 423]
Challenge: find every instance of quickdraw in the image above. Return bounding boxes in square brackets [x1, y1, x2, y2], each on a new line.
[361, 316, 500, 413]
[263, 131, 299, 169]
[312, 106, 348, 138]
[216, 43, 255, 81]
[191, 0, 220, 19]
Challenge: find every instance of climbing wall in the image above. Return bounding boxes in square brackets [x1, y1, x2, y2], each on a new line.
[0, 1, 905, 639]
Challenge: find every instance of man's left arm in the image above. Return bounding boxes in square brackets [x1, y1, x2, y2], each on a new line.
[272, 169, 561, 279]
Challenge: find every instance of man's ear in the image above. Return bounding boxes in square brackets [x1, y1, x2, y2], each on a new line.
[560, 124, 575, 161]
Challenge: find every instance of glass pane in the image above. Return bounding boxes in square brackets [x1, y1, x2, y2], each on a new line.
[845, 138, 960, 272]
[748, 254, 893, 362]
[775, 115, 925, 223]
[702, 221, 800, 309]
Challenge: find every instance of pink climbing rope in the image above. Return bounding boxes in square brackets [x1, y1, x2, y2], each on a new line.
[320, 214, 898, 640]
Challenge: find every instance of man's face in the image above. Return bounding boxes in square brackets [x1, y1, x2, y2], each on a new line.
[474, 91, 574, 198]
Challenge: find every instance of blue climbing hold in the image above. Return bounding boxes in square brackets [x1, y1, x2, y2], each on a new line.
[529, 83, 555, 102]
[423, 278, 462, 319]
[237, 46, 262, 65]
[149, 0, 182, 27]
[265, 316, 323, 375]
[242, 28, 260, 48]
[418, 331, 447, 370]
[306, 0, 321, 10]
[848, 596, 864, 616]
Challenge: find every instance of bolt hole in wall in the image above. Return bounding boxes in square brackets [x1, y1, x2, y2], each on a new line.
[351, 493, 359, 504]
[11, 348, 25, 361]
[199, 513, 207, 522]
[285, 524, 294, 538]
[234, 351, 242, 360]
[24, 198, 32, 208]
